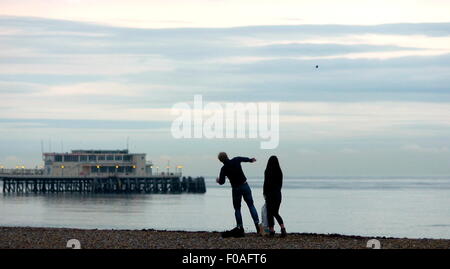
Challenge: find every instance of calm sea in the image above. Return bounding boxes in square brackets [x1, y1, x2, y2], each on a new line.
[1, 177, 450, 239]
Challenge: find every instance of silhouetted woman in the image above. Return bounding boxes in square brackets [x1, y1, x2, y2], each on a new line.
[263, 155, 286, 237]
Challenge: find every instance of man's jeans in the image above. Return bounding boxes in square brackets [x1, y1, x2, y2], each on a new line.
[232, 182, 259, 227]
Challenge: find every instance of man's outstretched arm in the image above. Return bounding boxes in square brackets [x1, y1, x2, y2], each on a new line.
[235, 157, 256, 163]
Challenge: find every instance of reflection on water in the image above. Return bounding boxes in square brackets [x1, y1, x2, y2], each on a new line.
[1, 177, 450, 239]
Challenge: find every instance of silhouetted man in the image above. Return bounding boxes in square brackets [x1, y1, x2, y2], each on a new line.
[216, 152, 261, 237]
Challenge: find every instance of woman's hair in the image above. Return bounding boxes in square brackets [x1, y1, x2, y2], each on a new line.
[265, 155, 282, 177]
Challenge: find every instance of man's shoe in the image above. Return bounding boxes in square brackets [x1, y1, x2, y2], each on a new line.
[221, 227, 244, 238]
[255, 223, 263, 235]
[221, 229, 233, 238]
[232, 227, 245, 238]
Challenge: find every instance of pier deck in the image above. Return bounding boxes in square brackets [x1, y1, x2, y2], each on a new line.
[0, 175, 206, 194]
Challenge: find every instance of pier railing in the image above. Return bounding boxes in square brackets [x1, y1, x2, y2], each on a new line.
[0, 175, 206, 194]
[0, 169, 182, 178]
[0, 168, 44, 176]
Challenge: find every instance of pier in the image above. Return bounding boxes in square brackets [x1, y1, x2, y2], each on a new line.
[0, 175, 206, 194]
[0, 149, 207, 194]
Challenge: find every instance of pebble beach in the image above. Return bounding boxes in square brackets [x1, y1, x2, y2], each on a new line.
[1, 227, 449, 249]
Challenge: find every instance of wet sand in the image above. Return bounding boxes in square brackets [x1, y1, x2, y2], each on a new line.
[0, 227, 449, 249]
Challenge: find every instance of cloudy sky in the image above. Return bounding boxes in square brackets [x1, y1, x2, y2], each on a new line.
[1, 0, 450, 177]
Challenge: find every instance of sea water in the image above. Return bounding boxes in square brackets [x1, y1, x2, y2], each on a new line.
[1, 177, 449, 239]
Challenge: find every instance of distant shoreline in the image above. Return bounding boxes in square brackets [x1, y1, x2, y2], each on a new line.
[1, 227, 449, 249]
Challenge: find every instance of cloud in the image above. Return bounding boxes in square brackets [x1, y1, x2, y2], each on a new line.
[402, 144, 449, 153]
[0, 16, 450, 175]
[297, 149, 320, 154]
[1, 18, 450, 125]
[39, 82, 142, 96]
[2, 1, 450, 28]
[0, 54, 174, 75]
[277, 101, 450, 141]
[340, 148, 359, 154]
[0, 118, 167, 130]
[242, 34, 450, 50]
[1, 99, 450, 144]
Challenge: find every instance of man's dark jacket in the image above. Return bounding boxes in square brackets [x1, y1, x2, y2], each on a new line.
[218, 157, 252, 188]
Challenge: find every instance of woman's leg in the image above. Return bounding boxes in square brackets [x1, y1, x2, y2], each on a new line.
[274, 212, 284, 227]
[272, 198, 283, 224]
[272, 195, 286, 236]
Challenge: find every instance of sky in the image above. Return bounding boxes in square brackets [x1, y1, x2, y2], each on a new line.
[1, 0, 450, 177]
